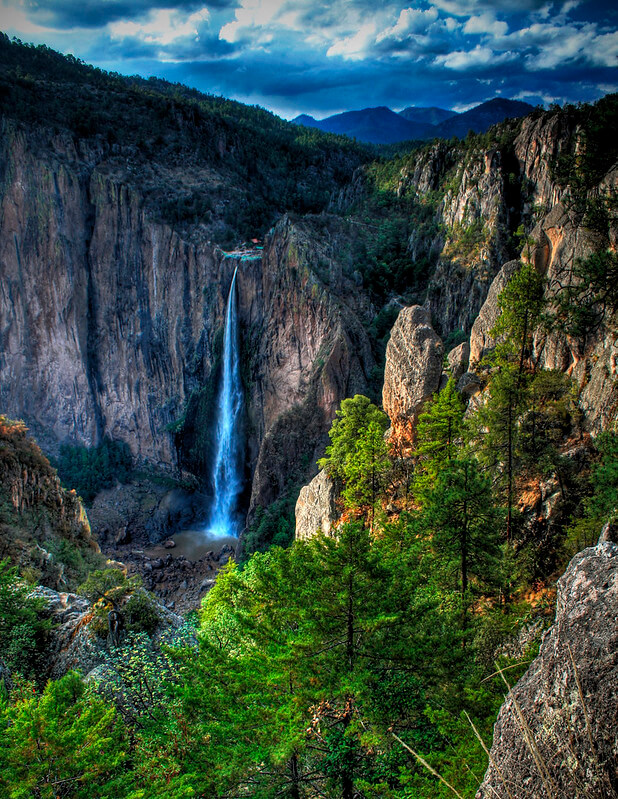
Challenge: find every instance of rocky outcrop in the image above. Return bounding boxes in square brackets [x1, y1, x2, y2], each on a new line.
[477, 539, 618, 798]
[34, 585, 185, 681]
[447, 341, 470, 381]
[382, 306, 443, 445]
[0, 416, 100, 590]
[295, 470, 338, 541]
[469, 260, 521, 367]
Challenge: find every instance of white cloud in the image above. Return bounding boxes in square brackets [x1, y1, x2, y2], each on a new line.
[110, 7, 210, 46]
[436, 43, 514, 69]
[463, 13, 508, 36]
[376, 6, 439, 42]
[326, 22, 377, 60]
[220, 0, 289, 44]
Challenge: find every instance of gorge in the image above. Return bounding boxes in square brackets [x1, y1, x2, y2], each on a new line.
[0, 34, 617, 799]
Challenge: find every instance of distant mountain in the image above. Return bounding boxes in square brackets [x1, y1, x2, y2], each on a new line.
[293, 98, 537, 145]
[434, 98, 536, 139]
[293, 114, 320, 128]
[293, 106, 435, 144]
[398, 106, 456, 126]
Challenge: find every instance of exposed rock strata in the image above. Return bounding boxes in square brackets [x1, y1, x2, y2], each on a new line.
[477, 540, 618, 798]
[295, 470, 338, 541]
[382, 306, 443, 445]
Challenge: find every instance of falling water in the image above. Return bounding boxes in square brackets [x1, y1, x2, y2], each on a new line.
[206, 266, 243, 538]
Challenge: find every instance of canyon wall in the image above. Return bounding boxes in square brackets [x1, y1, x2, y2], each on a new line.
[0, 119, 376, 521]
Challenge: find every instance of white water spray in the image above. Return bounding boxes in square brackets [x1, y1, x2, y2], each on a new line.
[206, 266, 243, 538]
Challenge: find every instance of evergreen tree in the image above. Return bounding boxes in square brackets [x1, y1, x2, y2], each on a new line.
[424, 458, 501, 630]
[414, 377, 465, 504]
[0, 672, 130, 798]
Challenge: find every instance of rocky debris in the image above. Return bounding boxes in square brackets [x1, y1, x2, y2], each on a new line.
[382, 306, 444, 445]
[469, 259, 521, 368]
[447, 342, 470, 381]
[295, 470, 338, 541]
[163, 539, 176, 549]
[125, 549, 227, 614]
[476, 540, 618, 798]
[457, 370, 483, 399]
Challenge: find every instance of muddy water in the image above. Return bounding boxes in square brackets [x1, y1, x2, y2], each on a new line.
[145, 529, 237, 562]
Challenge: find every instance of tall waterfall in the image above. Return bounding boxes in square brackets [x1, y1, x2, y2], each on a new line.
[206, 266, 243, 538]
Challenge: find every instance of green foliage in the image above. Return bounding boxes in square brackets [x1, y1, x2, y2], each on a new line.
[0, 671, 130, 798]
[78, 569, 143, 636]
[55, 437, 133, 504]
[491, 261, 546, 374]
[414, 377, 465, 503]
[318, 395, 389, 483]
[423, 458, 502, 607]
[124, 589, 162, 635]
[0, 560, 49, 680]
[241, 484, 299, 559]
[555, 249, 618, 340]
[92, 632, 189, 729]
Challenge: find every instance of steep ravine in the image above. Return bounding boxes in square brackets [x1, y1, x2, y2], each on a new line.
[0, 119, 376, 539]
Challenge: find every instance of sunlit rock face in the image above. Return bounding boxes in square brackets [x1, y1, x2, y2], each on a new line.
[477, 537, 618, 799]
[294, 470, 338, 541]
[382, 305, 443, 447]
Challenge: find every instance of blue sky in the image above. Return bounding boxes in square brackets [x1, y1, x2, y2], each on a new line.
[1, 0, 616, 118]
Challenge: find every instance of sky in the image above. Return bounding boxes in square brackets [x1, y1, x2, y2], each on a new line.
[0, 0, 616, 119]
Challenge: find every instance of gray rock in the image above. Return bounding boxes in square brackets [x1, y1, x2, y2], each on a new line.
[295, 470, 338, 541]
[447, 341, 470, 381]
[469, 260, 521, 368]
[382, 305, 443, 444]
[477, 541, 618, 798]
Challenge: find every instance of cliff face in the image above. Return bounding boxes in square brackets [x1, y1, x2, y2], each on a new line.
[0, 119, 376, 523]
[0, 416, 100, 589]
[394, 111, 580, 337]
[0, 120, 221, 466]
[477, 536, 618, 799]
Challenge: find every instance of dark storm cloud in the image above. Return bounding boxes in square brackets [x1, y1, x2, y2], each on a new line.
[21, 0, 233, 29]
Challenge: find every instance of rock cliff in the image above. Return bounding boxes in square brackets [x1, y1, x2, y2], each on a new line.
[0, 119, 376, 527]
[477, 537, 618, 798]
[0, 416, 100, 589]
[295, 470, 338, 540]
[382, 305, 443, 445]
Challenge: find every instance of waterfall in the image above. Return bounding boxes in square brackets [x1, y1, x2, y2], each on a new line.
[206, 266, 243, 538]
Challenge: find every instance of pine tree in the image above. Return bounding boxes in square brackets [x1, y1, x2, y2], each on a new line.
[413, 377, 465, 504]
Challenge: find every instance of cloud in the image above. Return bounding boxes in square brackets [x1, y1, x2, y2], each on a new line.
[435, 43, 514, 69]
[376, 6, 440, 41]
[463, 13, 508, 36]
[326, 22, 377, 60]
[110, 7, 210, 47]
[12, 0, 222, 30]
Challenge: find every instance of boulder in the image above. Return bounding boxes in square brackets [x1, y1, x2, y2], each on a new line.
[476, 539, 618, 798]
[382, 305, 444, 444]
[295, 470, 338, 541]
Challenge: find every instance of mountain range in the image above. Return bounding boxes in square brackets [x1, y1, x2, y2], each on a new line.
[293, 98, 536, 144]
